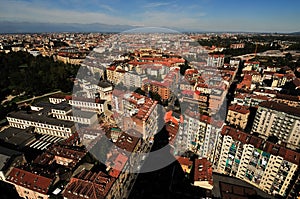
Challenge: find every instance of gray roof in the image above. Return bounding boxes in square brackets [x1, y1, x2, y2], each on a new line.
[0, 146, 22, 170]
[35, 101, 72, 112]
[0, 127, 36, 148]
[0, 154, 10, 170]
[97, 81, 113, 88]
[68, 110, 97, 119]
[7, 110, 74, 128]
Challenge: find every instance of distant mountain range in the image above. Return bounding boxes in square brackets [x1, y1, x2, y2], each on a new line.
[0, 21, 299, 34]
[0, 21, 140, 33]
[290, 32, 300, 35]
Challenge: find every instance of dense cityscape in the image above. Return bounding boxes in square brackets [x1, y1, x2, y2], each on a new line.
[0, 31, 299, 199]
[0, 1, 300, 199]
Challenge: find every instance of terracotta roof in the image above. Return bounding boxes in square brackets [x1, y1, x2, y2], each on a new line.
[63, 170, 115, 199]
[176, 156, 193, 173]
[228, 104, 250, 115]
[194, 158, 213, 185]
[7, 167, 53, 194]
[108, 153, 128, 178]
[259, 101, 300, 117]
[115, 130, 141, 153]
[221, 126, 300, 165]
[275, 93, 300, 101]
[33, 144, 86, 168]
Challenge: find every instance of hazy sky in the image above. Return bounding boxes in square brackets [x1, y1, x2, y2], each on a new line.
[0, 0, 299, 32]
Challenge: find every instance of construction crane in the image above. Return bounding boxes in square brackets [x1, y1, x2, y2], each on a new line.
[254, 42, 258, 57]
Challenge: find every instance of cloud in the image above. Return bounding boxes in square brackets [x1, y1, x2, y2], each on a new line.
[0, 0, 210, 31]
[0, 1, 134, 25]
[143, 2, 173, 8]
[98, 4, 116, 12]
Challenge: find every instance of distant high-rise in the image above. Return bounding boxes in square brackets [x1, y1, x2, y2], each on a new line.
[207, 54, 224, 67]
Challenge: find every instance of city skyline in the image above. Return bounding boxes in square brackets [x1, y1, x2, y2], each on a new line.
[0, 0, 299, 33]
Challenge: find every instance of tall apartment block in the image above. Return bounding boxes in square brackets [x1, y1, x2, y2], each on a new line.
[252, 101, 300, 150]
[207, 54, 224, 67]
[177, 108, 223, 162]
[214, 126, 299, 197]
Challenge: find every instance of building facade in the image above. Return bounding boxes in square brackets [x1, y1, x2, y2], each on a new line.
[252, 101, 300, 150]
[226, 104, 250, 130]
[214, 126, 299, 197]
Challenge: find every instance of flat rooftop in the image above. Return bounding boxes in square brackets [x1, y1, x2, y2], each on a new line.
[8, 110, 74, 128]
[0, 127, 36, 148]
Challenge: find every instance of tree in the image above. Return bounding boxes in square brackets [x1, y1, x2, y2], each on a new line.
[0, 51, 79, 100]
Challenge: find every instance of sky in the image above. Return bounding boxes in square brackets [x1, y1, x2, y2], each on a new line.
[0, 0, 299, 32]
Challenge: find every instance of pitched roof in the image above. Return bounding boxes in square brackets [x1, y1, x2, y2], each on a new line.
[221, 126, 300, 165]
[259, 101, 300, 117]
[63, 170, 115, 199]
[7, 167, 53, 194]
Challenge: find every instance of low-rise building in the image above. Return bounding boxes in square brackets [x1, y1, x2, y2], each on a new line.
[7, 110, 75, 138]
[0, 127, 36, 150]
[7, 166, 57, 199]
[49, 94, 67, 104]
[63, 170, 115, 199]
[69, 98, 106, 114]
[193, 158, 213, 190]
[0, 146, 26, 182]
[226, 104, 250, 130]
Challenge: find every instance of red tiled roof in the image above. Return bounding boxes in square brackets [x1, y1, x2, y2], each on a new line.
[259, 101, 300, 117]
[7, 167, 53, 194]
[108, 153, 128, 178]
[221, 126, 300, 165]
[194, 158, 213, 185]
[63, 170, 115, 199]
[115, 130, 141, 153]
[228, 104, 250, 114]
[176, 156, 193, 167]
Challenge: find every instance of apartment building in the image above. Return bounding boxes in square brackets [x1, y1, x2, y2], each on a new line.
[112, 91, 158, 141]
[214, 126, 299, 197]
[252, 101, 300, 150]
[233, 93, 270, 108]
[180, 109, 223, 162]
[226, 104, 250, 130]
[141, 69, 179, 102]
[7, 166, 56, 199]
[106, 66, 126, 85]
[96, 81, 113, 101]
[207, 53, 224, 67]
[123, 71, 147, 88]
